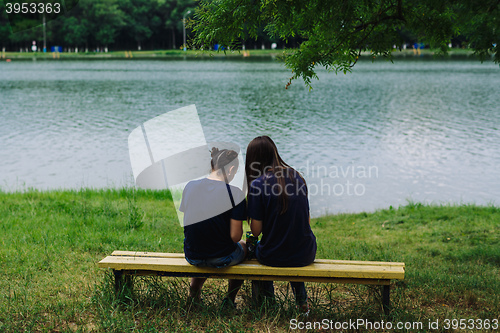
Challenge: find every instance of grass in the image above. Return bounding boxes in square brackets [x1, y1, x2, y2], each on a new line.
[0, 48, 478, 61]
[0, 189, 498, 332]
[0, 49, 286, 60]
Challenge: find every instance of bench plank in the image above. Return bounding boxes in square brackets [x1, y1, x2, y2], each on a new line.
[117, 269, 391, 285]
[109, 251, 405, 267]
[98, 252, 405, 280]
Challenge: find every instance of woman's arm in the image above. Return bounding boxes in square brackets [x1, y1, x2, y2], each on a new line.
[230, 219, 244, 243]
[250, 219, 263, 237]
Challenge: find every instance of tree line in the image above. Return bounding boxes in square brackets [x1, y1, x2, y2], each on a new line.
[0, 0, 304, 52]
[0, 0, 200, 51]
[1, 0, 442, 53]
[2, 0, 497, 66]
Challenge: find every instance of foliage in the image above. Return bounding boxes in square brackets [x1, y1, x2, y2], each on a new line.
[0, 1, 11, 46]
[192, 0, 500, 87]
[120, 0, 157, 49]
[85, 0, 126, 47]
[0, 0, 196, 50]
[62, 16, 88, 47]
[164, 0, 196, 49]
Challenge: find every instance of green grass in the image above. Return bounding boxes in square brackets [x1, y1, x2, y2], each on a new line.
[0, 189, 498, 332]
[1, 49, 286, 60]
[1, 48, 478, 61]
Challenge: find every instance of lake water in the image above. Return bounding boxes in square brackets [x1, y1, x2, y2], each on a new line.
[1, 57, 499, 216]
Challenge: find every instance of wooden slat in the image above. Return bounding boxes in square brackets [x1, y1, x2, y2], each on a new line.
[98, 255, 405, 280]
[111, 251, 185, 258]
[109, 251, 405, 267]
[121, 270, 392, 285]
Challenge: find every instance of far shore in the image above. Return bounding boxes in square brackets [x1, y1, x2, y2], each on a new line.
[0, 48, 479, 61]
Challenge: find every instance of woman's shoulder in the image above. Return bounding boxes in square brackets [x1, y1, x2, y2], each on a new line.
[227, 183, 245, 199]
[272, 167, 304, 181]
[183, 179, 200, 191]
[289, 168, 305, 183]
[184, 178, 209, 189]
[252, 168, 303, 182]
[251, 172, 272, 186]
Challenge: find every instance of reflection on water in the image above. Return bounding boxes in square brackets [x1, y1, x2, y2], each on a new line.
[1, 58, 499, 216]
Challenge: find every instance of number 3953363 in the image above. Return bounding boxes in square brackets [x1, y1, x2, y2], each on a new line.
[5, 2, 61, 14]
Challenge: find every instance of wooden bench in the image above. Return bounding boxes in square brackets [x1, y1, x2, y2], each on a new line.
[98, 251, 405, 312]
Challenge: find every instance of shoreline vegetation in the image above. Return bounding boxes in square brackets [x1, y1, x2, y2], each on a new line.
[1, 188, 498, 332]
[1, 48, 480, 61]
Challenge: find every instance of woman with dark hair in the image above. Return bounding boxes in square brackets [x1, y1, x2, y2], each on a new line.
[180, 147, 247, 309]
[245, 136, 316, 313]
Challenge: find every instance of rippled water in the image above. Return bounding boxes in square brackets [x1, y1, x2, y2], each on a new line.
[1, 58, 499, 216]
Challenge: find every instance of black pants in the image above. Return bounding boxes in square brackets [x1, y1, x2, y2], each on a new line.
[252, 280, 307, 305]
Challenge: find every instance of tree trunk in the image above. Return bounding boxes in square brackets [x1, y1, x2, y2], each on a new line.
[171, 28, 176, 49]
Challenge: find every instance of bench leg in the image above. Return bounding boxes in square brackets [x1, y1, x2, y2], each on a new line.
[114, 270, 133, 299]
[251, 280, 262, 305]
[251, 280, 275, 306]
[114, 270, 123, 294]
[382, 285, 390, 314]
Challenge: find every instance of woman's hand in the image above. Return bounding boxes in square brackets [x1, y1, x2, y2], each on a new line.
[250, 219, 263, 237]
[230, 219, 244, 243]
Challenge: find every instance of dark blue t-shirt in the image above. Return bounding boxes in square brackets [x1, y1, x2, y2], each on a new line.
[248, 169, 316, 267]
[180, 178, 246, 260]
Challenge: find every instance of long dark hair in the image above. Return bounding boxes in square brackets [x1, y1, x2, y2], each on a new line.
[245, 136, 305, 214]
